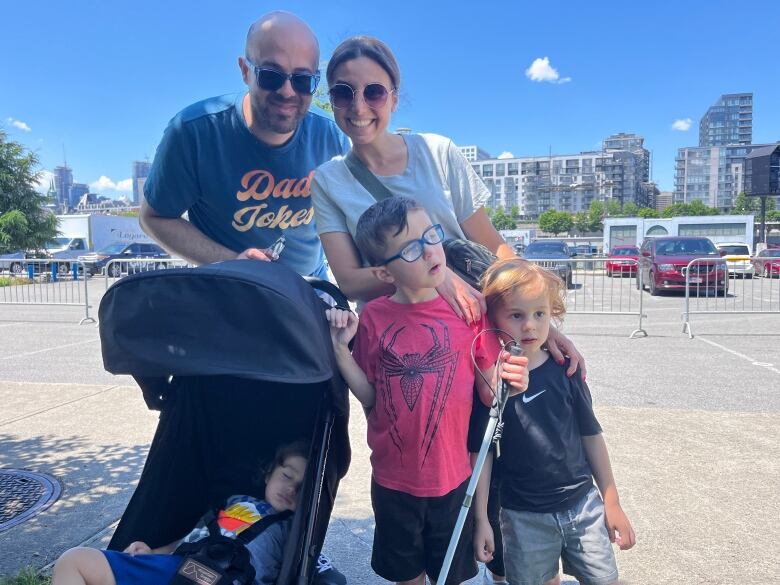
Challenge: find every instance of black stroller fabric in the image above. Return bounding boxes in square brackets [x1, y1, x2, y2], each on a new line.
[98, 260, 351, 585]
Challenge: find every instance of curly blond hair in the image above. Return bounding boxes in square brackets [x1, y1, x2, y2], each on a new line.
[481, 258, 567, 324]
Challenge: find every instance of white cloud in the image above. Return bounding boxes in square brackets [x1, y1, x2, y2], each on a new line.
[90, 175, 133, 194]
[497, 151, 515, 159]
[672, 118, 693, 131]
[6, 117, 31, 132]
[525, 57, 571, 84]
[34, 170, 55, 194]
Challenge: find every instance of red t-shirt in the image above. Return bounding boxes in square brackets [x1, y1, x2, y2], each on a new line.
[352, 295, 500, 497]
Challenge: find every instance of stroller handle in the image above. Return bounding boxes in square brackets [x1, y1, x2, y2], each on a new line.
[304, 277, 351, 311]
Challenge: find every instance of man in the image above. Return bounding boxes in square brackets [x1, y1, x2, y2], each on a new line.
[140, 11, 349, 278]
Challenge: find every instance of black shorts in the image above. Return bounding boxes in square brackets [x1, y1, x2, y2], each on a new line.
[371, 477, 477, 585]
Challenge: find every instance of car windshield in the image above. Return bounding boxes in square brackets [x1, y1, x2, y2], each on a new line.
[766, 250, 780, 258]
[97, 243, 128, 254]
[719, 245, 749, 255]
[611, 247, 638, 256]
[45, 237, 71, 249]
[525, 242, 567, 255]
[655, 239, 717, 256]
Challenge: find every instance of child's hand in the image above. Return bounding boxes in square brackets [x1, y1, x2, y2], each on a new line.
[325, 308, 357, 349]
[124, 541, 152, 555]
[498, 350, 529, 396]
[604, 501, 636, 550]
[472, 517, 495, 563]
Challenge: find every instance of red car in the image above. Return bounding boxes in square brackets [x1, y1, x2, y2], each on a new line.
[752, 248, 780, 277]
[606, 246, 639, 277]
[637, 236, 728, 296]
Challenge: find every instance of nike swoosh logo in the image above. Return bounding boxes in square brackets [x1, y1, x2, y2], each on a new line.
[522, 390, 547, 404]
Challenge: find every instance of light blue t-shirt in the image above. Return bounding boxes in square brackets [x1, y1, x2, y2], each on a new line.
[145, 94, 349, 276]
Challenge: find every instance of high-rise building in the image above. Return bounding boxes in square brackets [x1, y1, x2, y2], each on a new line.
[132, 160, 152, 205]
[656, 191, 674, 212]
[458, 145, 491, 162]
[53, 165, 73, 211]
[699, 93, 753, 147]
[69, 183, 89, 209]
[674, 143, 778, 211]
[470, 134, 651, 218]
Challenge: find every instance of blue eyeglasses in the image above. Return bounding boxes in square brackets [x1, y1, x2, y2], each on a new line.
[380, 224, 444, 265]
[245, 59, 320, 95]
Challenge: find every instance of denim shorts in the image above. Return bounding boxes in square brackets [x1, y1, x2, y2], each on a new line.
[500, 486, 618, 585]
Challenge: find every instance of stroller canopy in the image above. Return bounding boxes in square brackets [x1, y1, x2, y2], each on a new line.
[100, 259, 340, 389]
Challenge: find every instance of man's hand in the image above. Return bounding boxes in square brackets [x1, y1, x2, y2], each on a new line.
[124, 541, 152, 556]
[545, 328, 586, 380]
[604, 501, 636, 551]
[236, 247, 278, 262]
[436, 268, 486, 325]
[473, 517, 495, 563]
[326, 308, 357, 349]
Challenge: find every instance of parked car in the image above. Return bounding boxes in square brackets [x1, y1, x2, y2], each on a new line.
[638, 236, 727, 295]
[79, 242, 170, 276]
[522, 240, 575, 288]
[751, 248, 780, 278]
[0, 250, 26, 275]
[714, 242, 752, 278]
[606, 246, 639, 277]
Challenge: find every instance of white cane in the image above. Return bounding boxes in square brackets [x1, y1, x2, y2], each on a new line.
[438, 343, 521, 585]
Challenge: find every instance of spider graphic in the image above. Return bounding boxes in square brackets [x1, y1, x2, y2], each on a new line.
[378, 320, 459, 466]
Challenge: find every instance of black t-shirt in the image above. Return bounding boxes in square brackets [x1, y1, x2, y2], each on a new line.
[468, 356, 602, 513]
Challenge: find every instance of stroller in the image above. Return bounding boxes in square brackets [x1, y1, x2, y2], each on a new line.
[98, 259, 351, 585]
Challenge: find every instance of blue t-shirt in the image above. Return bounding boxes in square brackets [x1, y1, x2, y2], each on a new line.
[144, 94, 349, 276]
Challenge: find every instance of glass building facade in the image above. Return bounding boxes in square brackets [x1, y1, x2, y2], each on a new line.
[699, 93, 753, 147]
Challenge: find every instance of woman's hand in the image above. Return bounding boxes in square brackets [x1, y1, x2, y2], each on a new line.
[436, 268, 486, 324]
[545, 328, 586, 380]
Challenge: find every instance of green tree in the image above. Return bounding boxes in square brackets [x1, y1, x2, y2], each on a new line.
[731, 192, 757, 215]
[0, 129, 57, 253]
[538, 209, 573, 236]
[510, 206, 520, 221]
[491, 208, 517, 230]
[622, 201, 638, 216]
[606, 199, 622, 217]
[573, 211, 591, 234]
[588, 200, 606, 232]
[688, 199, 719, 216]
[637, 207, 660, 218]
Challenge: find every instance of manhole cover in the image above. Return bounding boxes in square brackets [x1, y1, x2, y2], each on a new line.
[0, 469, 61, 532]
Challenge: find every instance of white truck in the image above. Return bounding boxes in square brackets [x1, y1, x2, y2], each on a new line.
[0, 214, 153, 275]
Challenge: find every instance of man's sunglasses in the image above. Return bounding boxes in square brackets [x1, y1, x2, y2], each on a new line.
[380, 224, 445, 265]
[329, 83, 394, 110]
[245, 59, 320, 95]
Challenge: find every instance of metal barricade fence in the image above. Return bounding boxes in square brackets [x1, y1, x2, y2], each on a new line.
[529, 258, 647, 338]
[103, 258, 189, 288]
[682, 257, 780, 338]
[0, 259, 94, 324]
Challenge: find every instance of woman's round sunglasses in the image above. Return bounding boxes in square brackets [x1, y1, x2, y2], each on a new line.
[245, 59, 320, 95]
[329, 83, 394, 110]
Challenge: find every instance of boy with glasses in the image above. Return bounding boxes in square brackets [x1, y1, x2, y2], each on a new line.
[325, 197, 528, 585]
[140, 11, 348, 279]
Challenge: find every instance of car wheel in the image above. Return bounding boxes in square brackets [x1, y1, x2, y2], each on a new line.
[566, 270, 573, 289]
[10, 262, 23, 275]
[648, 272, 659, 296]
[606, 268, 613, 277]
[764, 266, 770, 278]
[109, 263, 122, 278]
[59, 262, 70, 276]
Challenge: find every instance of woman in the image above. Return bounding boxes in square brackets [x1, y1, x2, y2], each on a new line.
[311, 35, 582, 373]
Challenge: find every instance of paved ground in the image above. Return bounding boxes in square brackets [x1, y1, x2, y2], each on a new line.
[1, 273, 779, 584]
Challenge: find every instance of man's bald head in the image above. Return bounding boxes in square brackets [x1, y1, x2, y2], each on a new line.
[245, 11, 319, 66]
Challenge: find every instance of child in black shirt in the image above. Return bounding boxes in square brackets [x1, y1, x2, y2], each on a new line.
[475, 259, 635, 585]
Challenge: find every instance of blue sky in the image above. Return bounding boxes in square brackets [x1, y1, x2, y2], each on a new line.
[3, 0, 779, 197]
